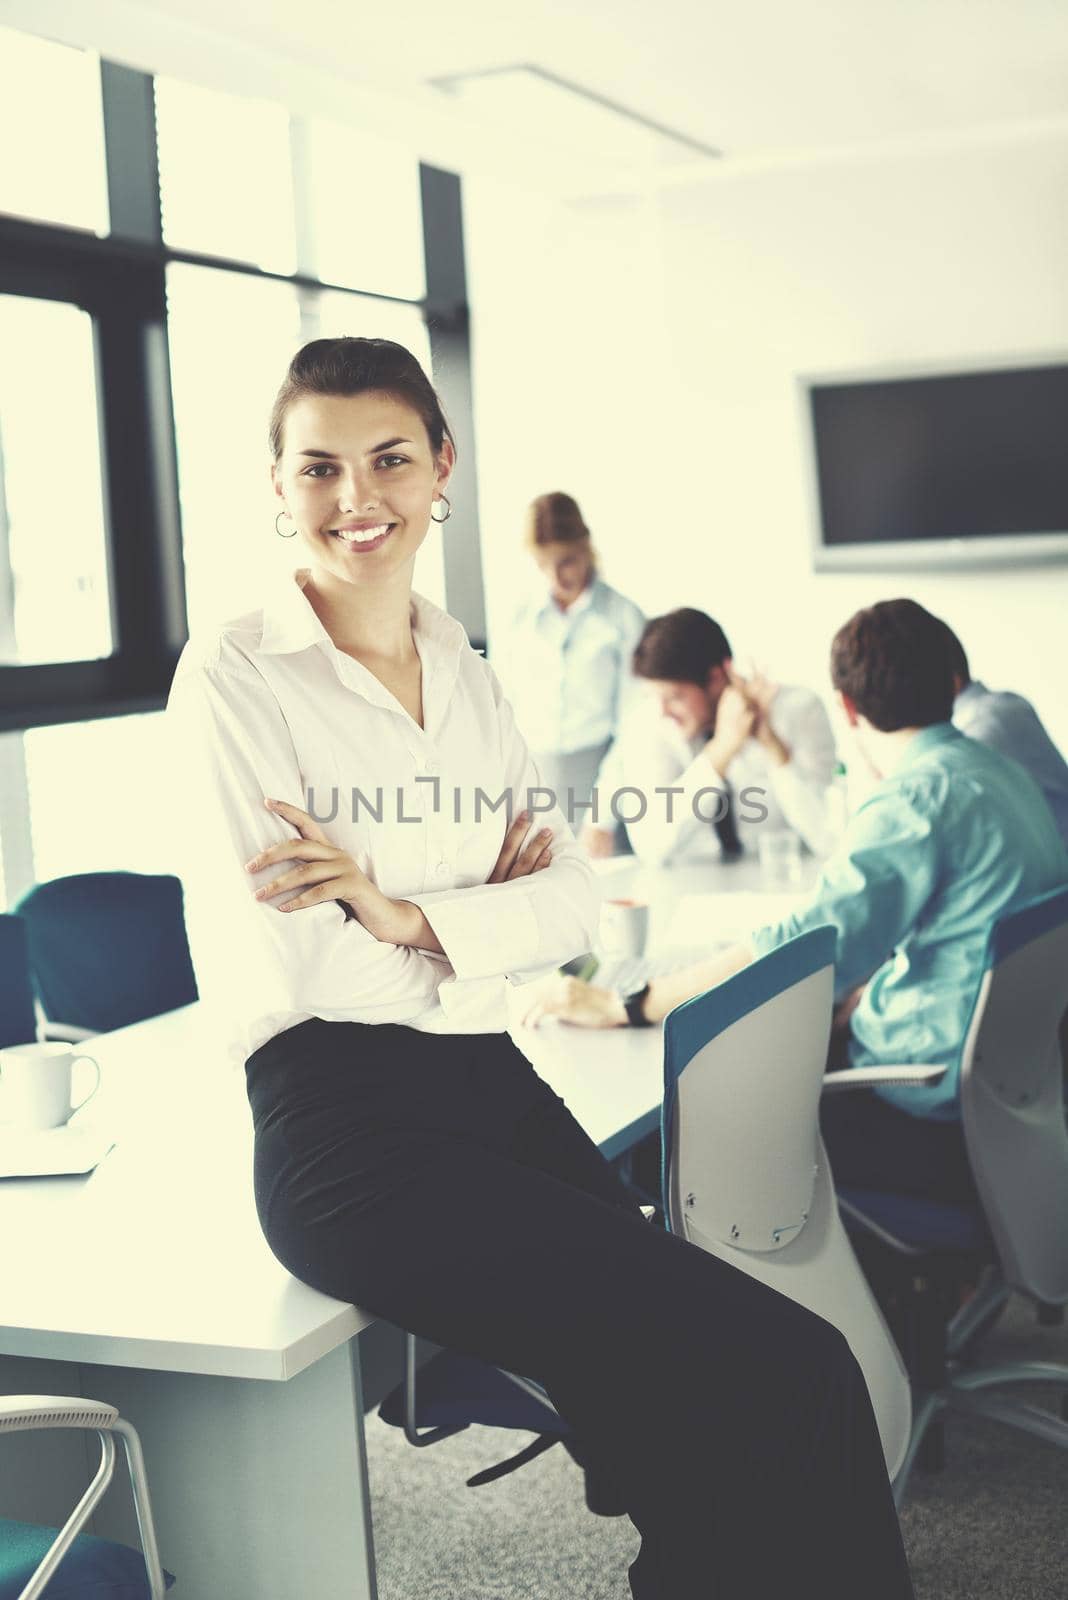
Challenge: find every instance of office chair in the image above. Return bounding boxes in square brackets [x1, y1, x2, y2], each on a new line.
[14, 875, 197, 1039]
[661, 924, 945, 1485]
[837, 884, 1068, 1501]
[384, 928, 922, 1503]
[0, 917, 37, 1051]
[0, 1396, 172, 1599]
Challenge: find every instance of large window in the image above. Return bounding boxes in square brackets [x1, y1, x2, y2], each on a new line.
[0, 294, 113, 665]
[155, 78, 296, 274]
[0, 26, 109, 234]
[0, 28, 479, 907]
[166, 264, 304, 635]
[301, 119, 426, 299]
[24, 712, 174, 885]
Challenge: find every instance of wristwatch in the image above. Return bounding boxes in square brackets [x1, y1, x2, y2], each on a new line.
[622, 984, 653, 1028]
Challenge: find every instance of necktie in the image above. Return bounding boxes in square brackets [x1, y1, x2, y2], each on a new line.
[713, 780, 743, 858]
[699, 730, 743, 858]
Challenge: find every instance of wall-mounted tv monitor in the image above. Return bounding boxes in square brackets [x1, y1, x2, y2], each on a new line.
[804, 358, 1068, 571]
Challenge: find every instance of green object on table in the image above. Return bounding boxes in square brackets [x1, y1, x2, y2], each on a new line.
[559, 953, 600, 983]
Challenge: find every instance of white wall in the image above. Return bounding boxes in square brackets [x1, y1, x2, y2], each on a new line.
[464, 177, 669, 643]
[466, 131, 1068, 750]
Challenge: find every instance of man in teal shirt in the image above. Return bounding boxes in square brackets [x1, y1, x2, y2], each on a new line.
[530, 599, 1068, 1199]
[752, 727, 1065, 1123]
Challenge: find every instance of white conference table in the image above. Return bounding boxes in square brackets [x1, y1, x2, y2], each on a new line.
[0, 853, 813, 1599]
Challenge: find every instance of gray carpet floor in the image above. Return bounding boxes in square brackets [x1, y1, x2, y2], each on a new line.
[364, 1295, 1068, 1599]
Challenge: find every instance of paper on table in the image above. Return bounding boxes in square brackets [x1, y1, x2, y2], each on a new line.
[0, 1120, 116, 1179]
[663, 891, 807, 949]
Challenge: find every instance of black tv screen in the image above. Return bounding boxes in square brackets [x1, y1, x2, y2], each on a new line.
[807, 363, 1068, 569]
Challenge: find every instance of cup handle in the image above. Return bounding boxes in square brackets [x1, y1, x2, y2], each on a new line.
[70, 1054, 101, 1114]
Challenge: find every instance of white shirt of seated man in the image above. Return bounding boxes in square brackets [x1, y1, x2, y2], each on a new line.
[582, 660, 838, 866]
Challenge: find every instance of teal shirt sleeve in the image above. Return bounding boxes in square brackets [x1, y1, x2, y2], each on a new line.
[750, 773, 943, 999]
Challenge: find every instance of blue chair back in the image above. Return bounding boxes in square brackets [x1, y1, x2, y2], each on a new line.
[0, 914, 37, 1048]
[15, 873, 198, 1035]
[661, 925, 836, 1227]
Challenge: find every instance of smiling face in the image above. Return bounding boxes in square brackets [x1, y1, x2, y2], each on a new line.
[532, 539, 594, 608]
[271, 390, 453, 587]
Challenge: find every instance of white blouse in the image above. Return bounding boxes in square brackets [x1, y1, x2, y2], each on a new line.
[166, 569, 599, 1066]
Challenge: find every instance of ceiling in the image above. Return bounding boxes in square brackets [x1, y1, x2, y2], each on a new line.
[12, 0, 1068, 189]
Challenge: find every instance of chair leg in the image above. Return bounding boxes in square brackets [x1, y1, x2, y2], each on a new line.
[951, 1360, 1068, 1395]
[893, 1393, 947, 1509]
[948, 1390, 1068, 1450]
[402, 1331, 469, 1447]
[18, 1432, 117, 1600]
[917, 1418, 945, 1474]
[946, 1267, 1009, 1358]
[113, 1418, 168, 1600]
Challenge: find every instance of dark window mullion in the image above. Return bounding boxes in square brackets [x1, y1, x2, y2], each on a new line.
[420, 163, 486, 649]
[100, 61, 163, 247]
[93, 259, 184, 675]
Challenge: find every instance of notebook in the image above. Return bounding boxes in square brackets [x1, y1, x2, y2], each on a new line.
[0, 1119, 116, 1179]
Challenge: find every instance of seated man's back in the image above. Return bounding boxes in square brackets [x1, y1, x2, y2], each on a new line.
[931, 615, 1068, 850]
[953, 680, 1068, 849]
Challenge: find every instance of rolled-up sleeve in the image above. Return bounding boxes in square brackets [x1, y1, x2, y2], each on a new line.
[749, 779, 942, 999]
[407, 668, 600, 980]
[168, 643, 455, 1026]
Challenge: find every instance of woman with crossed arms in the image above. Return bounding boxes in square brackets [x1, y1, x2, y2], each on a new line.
[168, 336, 912, 1599]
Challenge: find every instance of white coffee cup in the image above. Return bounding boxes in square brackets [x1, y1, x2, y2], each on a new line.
[600, 898, 650, 961]
[0, 1042, 101, 1133]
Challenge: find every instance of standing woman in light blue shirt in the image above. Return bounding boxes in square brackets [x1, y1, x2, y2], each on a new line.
[497, 492, 644, 823]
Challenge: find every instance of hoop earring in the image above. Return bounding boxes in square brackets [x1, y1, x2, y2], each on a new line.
[430, 494, 452, 525]
[275, 509, 298, 538]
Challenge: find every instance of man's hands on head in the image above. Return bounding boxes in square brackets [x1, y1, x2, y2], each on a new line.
[725, 664, 790, 767]
[727, 662, 780, 721]
[705, 684, 756, 775]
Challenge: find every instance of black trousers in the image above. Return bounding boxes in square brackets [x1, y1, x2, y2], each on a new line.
[246, 1020, 913, 1599]
[820, 1089, 978, 1204]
